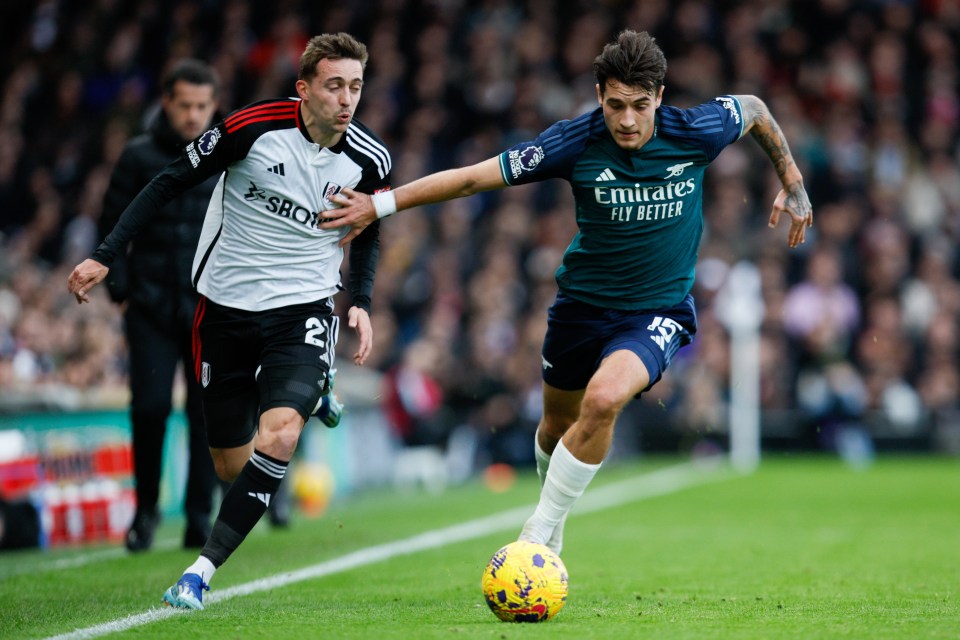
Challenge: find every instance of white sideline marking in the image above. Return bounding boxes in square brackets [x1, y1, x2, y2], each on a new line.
[44, 460, 728, 640]
[3, 540, 178, 579]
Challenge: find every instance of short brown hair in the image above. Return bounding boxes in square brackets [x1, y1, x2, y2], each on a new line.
[162, 58, 219, 98]
[594, 30, 667, 95]
[299, 33, 369, 81]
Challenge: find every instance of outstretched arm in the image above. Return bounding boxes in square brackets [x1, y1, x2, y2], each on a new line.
[69, 162, 195, 304]
[736, 95, 813, 248]
[68, 153, 216, 304]
[320, 157, 506, 246]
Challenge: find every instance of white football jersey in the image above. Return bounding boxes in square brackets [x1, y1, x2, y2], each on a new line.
[94, 98, 391, 313]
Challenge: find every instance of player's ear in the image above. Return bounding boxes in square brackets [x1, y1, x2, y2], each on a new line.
[295, 79, 309, 100]
[595, 83, 603, 105]
[656, 85, 664, 107]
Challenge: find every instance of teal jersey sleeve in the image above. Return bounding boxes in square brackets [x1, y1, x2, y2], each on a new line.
[498, 109, 608, 186]
[656, 96, 744, 161]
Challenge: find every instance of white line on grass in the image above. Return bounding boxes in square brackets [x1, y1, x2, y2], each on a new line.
[44, 459, 730, 640]
[2, 539, 179, 579]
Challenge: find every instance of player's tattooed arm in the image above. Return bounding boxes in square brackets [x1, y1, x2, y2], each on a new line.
[736, 94, 813, 248]
[737, 95, 799, 184]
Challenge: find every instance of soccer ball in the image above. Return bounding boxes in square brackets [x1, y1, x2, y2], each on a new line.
[290, 462, 334, 518]
[481, 540, 568, 622]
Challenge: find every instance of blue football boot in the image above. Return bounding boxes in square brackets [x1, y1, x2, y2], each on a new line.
[162, 573, 209, 610]
[315, 369, 343, 428]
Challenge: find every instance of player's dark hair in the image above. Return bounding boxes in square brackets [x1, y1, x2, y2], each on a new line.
[161, 58, 219, 97]
[594, 30, 667, 95]
[299, 32, 368, 81]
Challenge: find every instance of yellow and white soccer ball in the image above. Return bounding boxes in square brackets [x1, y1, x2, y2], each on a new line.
[481, 540, 568, 622]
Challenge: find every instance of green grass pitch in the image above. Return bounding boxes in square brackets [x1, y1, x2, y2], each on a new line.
[1, 455, 957, 639]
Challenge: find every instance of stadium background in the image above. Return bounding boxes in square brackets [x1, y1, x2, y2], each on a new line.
[0, 0, 959, 518]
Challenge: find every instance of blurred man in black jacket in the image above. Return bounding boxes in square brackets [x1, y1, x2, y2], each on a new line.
[99, 59, 222, 551]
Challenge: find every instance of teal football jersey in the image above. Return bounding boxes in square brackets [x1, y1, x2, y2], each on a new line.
[498, 96, 744, 310]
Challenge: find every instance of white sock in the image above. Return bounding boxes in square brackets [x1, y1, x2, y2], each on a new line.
[520, 439, 601, 552]
[185, 556, 217, 585]
[534, 432, 551, 487]
[534, 431, 569, 554]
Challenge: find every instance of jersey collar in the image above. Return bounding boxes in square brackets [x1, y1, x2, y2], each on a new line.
[296, 101, 313, 143]
[295, 100, 347, 152]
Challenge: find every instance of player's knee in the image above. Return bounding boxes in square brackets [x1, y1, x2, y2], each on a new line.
[579, 387, 625, 425]
[257, 409, 303, 459]
[216, 463, 238, 483]
[211, 453, 241, 482]
[539, 416, 573, 442]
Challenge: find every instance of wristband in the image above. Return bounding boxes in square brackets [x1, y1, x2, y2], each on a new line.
[371, 191, 397, 219]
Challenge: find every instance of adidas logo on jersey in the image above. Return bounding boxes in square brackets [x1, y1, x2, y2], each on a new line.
[595, 168, 616, 182]
[268, 163, 285, 176]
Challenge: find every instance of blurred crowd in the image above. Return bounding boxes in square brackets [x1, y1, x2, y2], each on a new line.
[2, 0, 960, 463]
